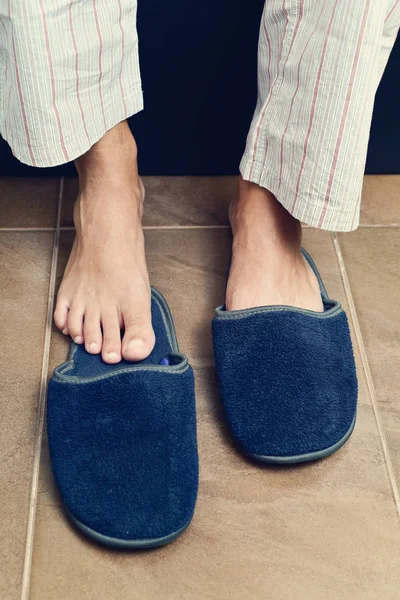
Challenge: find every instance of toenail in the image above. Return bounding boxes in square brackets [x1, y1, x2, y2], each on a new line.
[74, 336, 83, 344]
[89, 343, 99, 353]
[62, 328, 68, 335]
[127, 339, 144, 350]
[106, 352, 119, 362]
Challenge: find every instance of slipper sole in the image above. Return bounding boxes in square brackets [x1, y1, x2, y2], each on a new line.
[247, 415, 356, 465]
[65, 508, 193, 549]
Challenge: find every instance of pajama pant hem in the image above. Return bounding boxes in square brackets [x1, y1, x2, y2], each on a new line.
[1, 88, 143, 168]
[240, 151, 360, 232]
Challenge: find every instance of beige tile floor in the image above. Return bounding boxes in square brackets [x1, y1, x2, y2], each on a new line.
[0, 175, 400, 600]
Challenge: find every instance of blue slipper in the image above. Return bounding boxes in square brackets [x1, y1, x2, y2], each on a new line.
[212, 250, 358, 464]
[47, 288, 198, 548]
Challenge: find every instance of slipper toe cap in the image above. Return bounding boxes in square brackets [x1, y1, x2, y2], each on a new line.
[47, 368, 198, 543]
[212, 306, 358, 460]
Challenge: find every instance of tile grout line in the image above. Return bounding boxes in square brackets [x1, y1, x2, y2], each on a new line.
[0, 223, 399, 232]
[20, 177, 64, 600]
[0, 227, 59, 232]
[332, 232, 400, 519]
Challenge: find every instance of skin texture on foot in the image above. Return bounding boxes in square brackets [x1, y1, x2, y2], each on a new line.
[54, 122, 155, 364]
[226, 177, 324, 313]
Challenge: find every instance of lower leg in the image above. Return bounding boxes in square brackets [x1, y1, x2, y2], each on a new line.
[54, 121, 155, 363]
[226, 177, 323, 312]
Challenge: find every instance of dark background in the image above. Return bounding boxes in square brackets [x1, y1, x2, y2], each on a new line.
[0, 0, 399, 177]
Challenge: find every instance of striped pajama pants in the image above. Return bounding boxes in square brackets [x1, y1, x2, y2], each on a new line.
[0, 2, 399, 231]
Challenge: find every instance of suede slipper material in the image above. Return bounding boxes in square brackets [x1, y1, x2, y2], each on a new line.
[47, 288, 198, 548]
[212, 249, 358, 463]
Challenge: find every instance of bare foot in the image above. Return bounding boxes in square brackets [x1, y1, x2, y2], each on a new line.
[226, 177, 324, 313]
[54, 122, 155, 364]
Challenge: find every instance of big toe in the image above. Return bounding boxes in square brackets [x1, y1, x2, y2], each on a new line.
[122, 323, 155, 362]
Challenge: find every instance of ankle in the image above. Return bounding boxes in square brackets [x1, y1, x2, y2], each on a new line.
[75, 121, 139, 189]
[231, 177, 302, 259]
[74, 185, 144, 230]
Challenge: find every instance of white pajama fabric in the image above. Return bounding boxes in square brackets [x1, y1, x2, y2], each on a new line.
[0, 2, 399, 231]
[241, 0, 400, 231]
[0, 0, 142, 167]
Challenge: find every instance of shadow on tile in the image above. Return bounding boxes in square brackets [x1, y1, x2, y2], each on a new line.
[61, 176, 235, 228]
[0, 177, 59, 228]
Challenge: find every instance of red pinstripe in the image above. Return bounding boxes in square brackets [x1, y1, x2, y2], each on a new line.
[385, 0, 400, 24]
[290, 0, 340, 215]
[69, 1, 90, 144]
[39, 0, 69, 162]
[8, 2, 36, 165]
[318, 0, 371, 228]
[93, 0, 107, 130]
